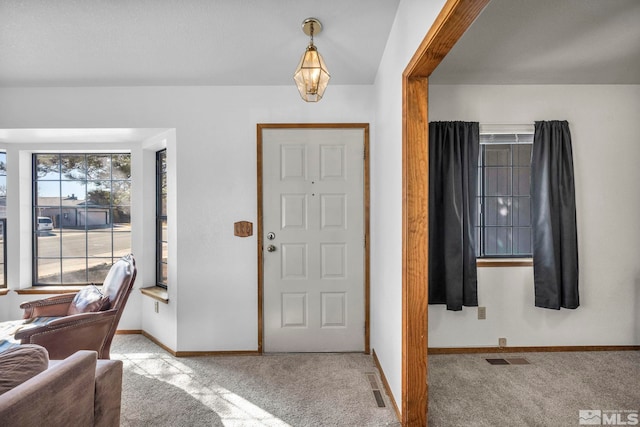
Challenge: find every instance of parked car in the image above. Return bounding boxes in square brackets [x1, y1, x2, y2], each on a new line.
[37, 216, 54, 232]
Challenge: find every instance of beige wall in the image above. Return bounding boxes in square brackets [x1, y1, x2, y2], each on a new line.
[429, 84, 640, 347]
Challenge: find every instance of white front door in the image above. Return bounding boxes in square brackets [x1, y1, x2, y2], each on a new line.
[262, 127, 366, 352]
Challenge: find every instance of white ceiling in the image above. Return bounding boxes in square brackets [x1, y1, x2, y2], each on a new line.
[0, 0, 400, 87]
[2, 0, 636, 90]
[430, 0, 640, 84]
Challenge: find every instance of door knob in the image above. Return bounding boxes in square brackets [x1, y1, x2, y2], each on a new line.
[267, 245, 277, 252]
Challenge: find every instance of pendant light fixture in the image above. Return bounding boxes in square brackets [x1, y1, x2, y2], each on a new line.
[293, 18, 330, 102]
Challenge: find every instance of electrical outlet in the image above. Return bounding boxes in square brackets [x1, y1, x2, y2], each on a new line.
[498, 337, 507, 347]
[154, 301, 159, 313]
[477, 306, 486, 320]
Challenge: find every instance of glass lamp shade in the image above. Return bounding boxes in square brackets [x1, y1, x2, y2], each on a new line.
[293, 44, 330, 102]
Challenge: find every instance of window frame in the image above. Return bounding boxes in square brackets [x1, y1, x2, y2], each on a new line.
[156, 149, 167, 289]
[477, 126, 534, 260]
[0, 219, 6, 288]
[0, 151, 6, 287]
[31, 152, 132, 286]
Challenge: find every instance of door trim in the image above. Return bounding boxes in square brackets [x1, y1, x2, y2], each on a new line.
[402, 0, 490, 425]
[257, 123, 370, 354]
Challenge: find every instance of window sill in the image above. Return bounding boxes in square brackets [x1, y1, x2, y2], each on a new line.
[140, 286, 169, 304]
[477, 258, 533, 268]
[14, 286, 84, 295]
[0, 289, 9, 296]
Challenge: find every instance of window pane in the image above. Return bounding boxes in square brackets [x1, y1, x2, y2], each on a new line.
[161, 219, 168, 242]
[36, 231, 60, 258]
[61, 155, 87, 181]
[112, 181, 131, 206]
[62, 258, 87, 284]
[36, 181, 61, 200]
[160, 198, 167, 217]
[35, 207, 60, 230]
[485, 167, 511, 196]
[36, 258, 61, 284]
[484, 227, 512, 256]
[61, 181, 86, 204]
[485, 145, 511, 166]
[113, 231, 131, 257]
[62, 230, 87, 257]
[514, 144, 532, 166]
[161, 242, 168, 263]
[35, 154, 61, 180]
[484, 197, 511, 226]
[87, 155, 111, 180]
[87, 182, 111, 207]
[60, 208, 78, 228]
[112, 154, 131, 180]
[513, 197, 531, 227]
[77, 208, 111, 230]
[159, 262, 168, 285]
[513, 167, 530, 196]
[160, 174, 167, 216]
[88, 258, 114, 284]
[114, 206, 131, 226]
[474, 226, 481, 257]
[158, 150, 166, 173]
[83, 209, 110, 227]
[88, 228, 112, 257]
[514, 227, 532, 255]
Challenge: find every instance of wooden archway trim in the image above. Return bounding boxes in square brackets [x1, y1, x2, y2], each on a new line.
[401, 0, 490, 426]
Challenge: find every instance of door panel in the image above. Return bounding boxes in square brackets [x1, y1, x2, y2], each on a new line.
[281, 194, 307, 229]
[282, 293, 307, 327]
[262, 127, 365, 352]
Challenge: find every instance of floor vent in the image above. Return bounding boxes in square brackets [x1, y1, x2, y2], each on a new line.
[506, 358, 530, 365]
[373, 390, 385, 408]
[486, 358, 530, 365]
[366, 372, 386, 408]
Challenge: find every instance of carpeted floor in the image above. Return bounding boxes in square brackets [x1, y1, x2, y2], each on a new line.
[112, 335, 639, 426]
[111, 335, 401, 427]
[428, 350, 640, 427]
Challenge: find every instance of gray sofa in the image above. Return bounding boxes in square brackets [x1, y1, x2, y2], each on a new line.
[0, 348, 123, 427]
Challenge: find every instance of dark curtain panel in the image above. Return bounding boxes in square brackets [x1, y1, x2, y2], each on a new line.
[531, 120, 579, 309]
[428, 121, 479, 311]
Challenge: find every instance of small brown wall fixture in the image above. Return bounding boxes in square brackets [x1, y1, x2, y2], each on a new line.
[234, 221, 253, 237]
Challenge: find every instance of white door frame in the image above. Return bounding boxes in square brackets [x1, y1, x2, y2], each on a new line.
[257, 123, 370, 353]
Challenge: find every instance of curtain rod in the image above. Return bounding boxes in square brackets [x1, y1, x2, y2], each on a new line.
[479, 123, 534, 134]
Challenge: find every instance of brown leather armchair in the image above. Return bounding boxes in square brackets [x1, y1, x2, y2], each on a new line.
[14, 254, 137, 360]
